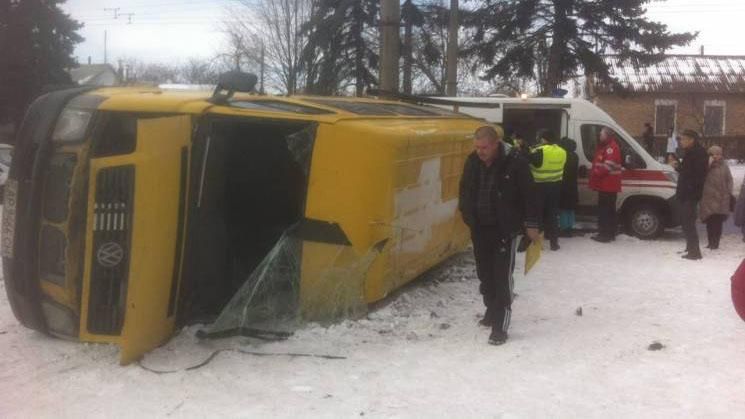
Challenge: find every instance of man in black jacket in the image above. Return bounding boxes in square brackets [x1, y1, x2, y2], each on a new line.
[458, 126, 540, 345]
[673, 129, 709, 260]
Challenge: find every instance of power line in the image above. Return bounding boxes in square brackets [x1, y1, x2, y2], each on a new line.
[64, 0, 246, 14]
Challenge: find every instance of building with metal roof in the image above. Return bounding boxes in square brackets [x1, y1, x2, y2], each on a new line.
[600, 55, 745, 94]
[591, 55, 745, 159]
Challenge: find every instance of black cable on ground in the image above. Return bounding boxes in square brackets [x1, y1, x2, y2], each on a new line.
[195, 327, 293, 341]
[137, 348, 346, 374]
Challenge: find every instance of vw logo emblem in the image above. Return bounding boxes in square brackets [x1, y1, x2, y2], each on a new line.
[97, 242, 124, 268]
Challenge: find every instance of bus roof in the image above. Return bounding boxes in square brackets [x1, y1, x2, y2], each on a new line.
[87, 87, 478, 123]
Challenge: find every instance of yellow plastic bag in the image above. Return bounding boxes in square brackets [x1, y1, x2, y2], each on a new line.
[524, 234, 543, 274]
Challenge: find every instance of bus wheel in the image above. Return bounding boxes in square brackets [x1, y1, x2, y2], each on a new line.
[626, 204, 663, 240]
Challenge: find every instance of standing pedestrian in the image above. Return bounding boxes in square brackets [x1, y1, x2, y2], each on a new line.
[529, 129, 567, 250]
[642, 123, 655, 156]
[458, 125, 540, 346]
[671, 129, 709, 260]
[699, 146, 733, 249]
[558, 137, 579, 237]
[666, 127, 678, 162]
[589, 127, 623, 242]
[734, 178, 745, 242]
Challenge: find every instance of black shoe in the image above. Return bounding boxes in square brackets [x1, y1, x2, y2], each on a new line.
[591, 234, 612, 243]
[488, 330, 508, 345]
[550, 241, 560, 251]
[682, 252, 702, 260]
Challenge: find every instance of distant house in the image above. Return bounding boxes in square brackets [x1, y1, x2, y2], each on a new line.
[589, 55, 745, 158]
[69, 64, 120, 87]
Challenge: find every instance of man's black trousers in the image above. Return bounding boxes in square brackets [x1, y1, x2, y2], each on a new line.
[679, 199, 701, 255]
[471, 225, 517, 334]
[537, 182, 561, 245]
[597, 192, 618, 239]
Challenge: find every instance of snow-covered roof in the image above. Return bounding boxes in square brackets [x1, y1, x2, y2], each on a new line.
[69, 64, 120, 86]
[601, 55, 745, 93]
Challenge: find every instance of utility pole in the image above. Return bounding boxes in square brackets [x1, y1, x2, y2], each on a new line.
[120, 13, 135, 24]
[104, 7, 120, 19]
[445, 0, 459, 96]
[259, 42, 266, 94]
[104, 30, 108, 64]
[379, 0, 400, 93]
[402, 2, 413, 94]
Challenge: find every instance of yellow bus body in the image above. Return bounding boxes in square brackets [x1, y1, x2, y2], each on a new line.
[3, 87, 485, 363]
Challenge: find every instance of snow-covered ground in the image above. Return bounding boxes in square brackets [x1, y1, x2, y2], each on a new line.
[2, 164, 745, 417]
[1, 228, 744, 418]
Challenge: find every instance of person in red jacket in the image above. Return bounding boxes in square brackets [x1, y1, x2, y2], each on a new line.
[589, 127, 623, 242]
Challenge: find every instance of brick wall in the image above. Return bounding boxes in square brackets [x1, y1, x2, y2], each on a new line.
[594, 92, 745, 158]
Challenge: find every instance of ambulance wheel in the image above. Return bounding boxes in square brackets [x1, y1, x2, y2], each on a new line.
[626, 204, 663, 240]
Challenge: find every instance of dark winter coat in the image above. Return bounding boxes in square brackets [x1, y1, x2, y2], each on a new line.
[675, 142, 709, 203]
[559, 138, 579, 210]
[642, 127, 655, 152]
[699, 159, 733, 221]
[458, 143, 540, 238]
[735, 180, 745, 228]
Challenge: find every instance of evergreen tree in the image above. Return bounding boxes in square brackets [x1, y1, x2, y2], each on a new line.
[464, 0, 697, 95]
[0, 0, 82, 136]
[302, 0, 379, 95]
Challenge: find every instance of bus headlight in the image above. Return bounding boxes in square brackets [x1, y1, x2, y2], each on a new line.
[2, 179, 18, 258]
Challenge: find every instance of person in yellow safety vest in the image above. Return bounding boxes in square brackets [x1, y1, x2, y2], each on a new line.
[528, 129, 567, 251]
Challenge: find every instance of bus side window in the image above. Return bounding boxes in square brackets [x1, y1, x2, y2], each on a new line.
[93, 113, 138, 157]
[580, 124, 646, 170]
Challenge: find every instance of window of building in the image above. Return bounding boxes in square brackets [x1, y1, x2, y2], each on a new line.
[654, 100, 677, 136]
[704, 100, 725, 136]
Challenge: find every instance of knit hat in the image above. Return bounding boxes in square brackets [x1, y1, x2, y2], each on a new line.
[680, 129, 700, 141]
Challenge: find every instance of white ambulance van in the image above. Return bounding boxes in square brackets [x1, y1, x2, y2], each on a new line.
[443, 96, 679, 239]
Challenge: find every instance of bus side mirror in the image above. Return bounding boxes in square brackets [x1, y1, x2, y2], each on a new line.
[210, 71, 258, 105]
[578, 165, 589, 178]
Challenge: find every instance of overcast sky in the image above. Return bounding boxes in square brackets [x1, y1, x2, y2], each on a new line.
[60, 0, 745, 66]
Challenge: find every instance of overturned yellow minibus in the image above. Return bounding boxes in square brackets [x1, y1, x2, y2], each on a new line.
[3, 74, 487, 364]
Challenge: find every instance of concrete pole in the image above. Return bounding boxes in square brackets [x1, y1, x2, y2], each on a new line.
[445, 0, 459, 96]
[104, 30, 108, 64]
[260, 42, 266, 94]
[379, 0, 400, 92]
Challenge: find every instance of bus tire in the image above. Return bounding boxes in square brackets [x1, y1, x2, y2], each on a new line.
[625, 203, 664, 240]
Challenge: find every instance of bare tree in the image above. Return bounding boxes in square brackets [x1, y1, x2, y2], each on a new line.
[180, 58, 219, 85]
[118, 58, 179, 85]
[223, 0, 318, 94]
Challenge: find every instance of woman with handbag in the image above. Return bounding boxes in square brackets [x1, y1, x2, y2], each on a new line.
[699, 145, 733, 249]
